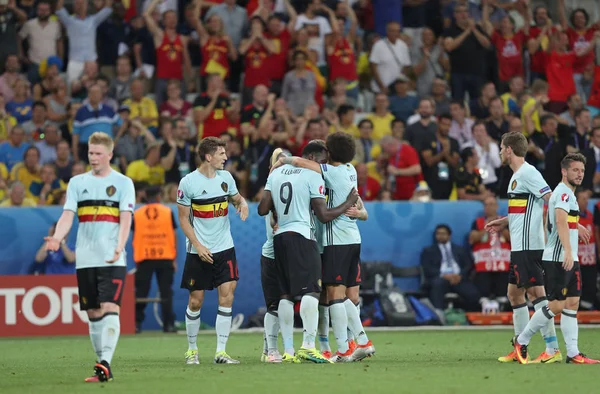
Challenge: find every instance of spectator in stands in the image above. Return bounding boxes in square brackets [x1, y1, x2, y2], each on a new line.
[369, 21, 411, 94]
[410, 180, 432, 202]
[34, 124, 60, 164]
[356, 162, 380, 201]
[469, 196, 511, 300]
[325, 78, 356, 112]
[53, 140, 72, 184]
[577, 188, 597, 309]
[521, 79, 549, 135]
[239, 17, 276, 105]
[126, 143, 166, 186]
[282, 50, 316, 116]
[442, 3, 490, 100]
[123, 79, 159, 134]
[29, 163, 64, 205]
[0, 55, 21, 102]
[577, 62, 595, 103]
[160, 79, 192, 119]
[430, 78, 450, 116]
[388, 76, 418, 123]
[500, 75, 525, 117]
[559, 94, 584, 127]
[442, 0, 481, 28]
[0, 125, 28, 170]
[264, 12, 294, 96]
[32, 56, 61, 101]
[485, 97, 509, 142]
[353, 119, 375, 164]
[6, 79, 33, 124]
[109, 56, 133, 103]
[455, 146, 489, 201]
[421, 224, 480, 312]
[145, 0, 191, 105]
[411, 27, 449, 98]
[193, 74, 234, 138]
[96, 1, 128, 80]
[531, 114, 566, 189]
[469, 81, 496, 121]
[0, 181, 35, 206]
[160, 117, 196, 184]
[0, 161, 7, 200]
[582, 127, 600, 196]
[472, 122, 501, 191]
[0, 0, 25, 75]
[405, 97, 436, 150]
[89, 75, 119, 112]
[482, 2, 529, 92]
[44, 77, 69, 128]
[71, 161, 86, 178]
[366, 93, 393, 141]
[56, 0, 113, 84]
[21, 101, 52, 141]
[33, 222, 75, 274]
[420, 113, 459, 200]
[70, 61, 100, 101]
[558, 0, 597, 80]
[567, 108, 592, 153]
[240, 85, 269, 143]
[382, 134, 422, 201]
[527, 5, 552, 82]
[449, 100, 474, 150]
[294, 0, 333, 71]
[10, 145, 40, 194]
[0, 94, 17, 142]
[72, 84, 121, 163]
[205, 0, 247, 51]
[331, 104, 358, 137]
[115, 119, 156, 172]
[326, 6, 359, 100]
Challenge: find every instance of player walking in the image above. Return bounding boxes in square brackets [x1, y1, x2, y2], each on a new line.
[258, 141, 358, 363]
[274, 132, 373, 362]
[513, 153, 599, 364]
[177, 137, 249, 365]
[45, 132, 135, 383]
[485, 132, 559, 363]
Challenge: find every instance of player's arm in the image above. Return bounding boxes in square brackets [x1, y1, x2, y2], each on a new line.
[345, 196, 368, 221]
[276, 156, 322, 174]
[311, 189, 358, 223]
[229, 192, 249, 221]
[46, 210, 75, 250]
[555, 207, 574, 270]
[177, 204, 213, 263]
[257, 190, 273, 216]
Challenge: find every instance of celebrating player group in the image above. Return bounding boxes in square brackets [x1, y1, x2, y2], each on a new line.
[486, 132, 599, 365]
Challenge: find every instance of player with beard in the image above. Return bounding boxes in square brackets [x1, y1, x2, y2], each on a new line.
[513, 153, 599, 364]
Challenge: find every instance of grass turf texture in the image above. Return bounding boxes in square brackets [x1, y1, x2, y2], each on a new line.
[2, 329, 600, 394]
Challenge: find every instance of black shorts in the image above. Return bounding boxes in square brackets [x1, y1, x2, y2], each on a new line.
[76, 266, 127, 310]
[260, 255, 279, 310]
[544, 260, 582, 301]
[180, 248, 238, 292]
[322, 244, 362, 287]
[273, 232, 321, 297]
[508, 250, 544, 288]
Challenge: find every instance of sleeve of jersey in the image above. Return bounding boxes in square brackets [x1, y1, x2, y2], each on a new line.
[553, 193, 570, 213]
[120, 178, 136, 212]
[225, 171, 239, 196]
[309, 172, 326, 199]
[264, 173, 272, 192]
[177, 177, 191, 206]
[63, 178, 78, 212]
[527, 168, 551, 198]
[320, 163, 331, 182]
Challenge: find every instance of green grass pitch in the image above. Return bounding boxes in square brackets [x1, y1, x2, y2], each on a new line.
[2, 329, 600, 394]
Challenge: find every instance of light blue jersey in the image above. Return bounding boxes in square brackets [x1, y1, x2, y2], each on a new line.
[320, 163, 361, 246]
[312, 213, 325, 253]
[542, 182, 580, 263]
[262, 213, 275, 259]
[64, 170, 135, 269]
[177, 169, 239, 254]
[507, 162, 551, 251]
[265, 164, 325, 240]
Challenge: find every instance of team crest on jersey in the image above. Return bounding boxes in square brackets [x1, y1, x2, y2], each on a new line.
[221, 182, 228, 192]
[511, 180, 517, 190]
[561, 193, 569, 202]
[106, 185, 116, 197]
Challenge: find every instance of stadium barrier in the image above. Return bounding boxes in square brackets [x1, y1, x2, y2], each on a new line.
[0, 200, 596, 333]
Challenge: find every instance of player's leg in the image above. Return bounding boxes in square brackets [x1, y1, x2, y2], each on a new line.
[274, 235, 297, 361]
[345, 286, 359, 350]
[134, 261, 154, 333]
[260, 255, 282, 362]
[318, 289, 332, 357]
[93, 266, 127, 382]
[77, 268, 105, 383]
[562, 264, 599, 364]
[181, 253, 209, 365]
[212, 248, 240, 364]
[499, 253, 528, 362]
[322, 246, 350, 359]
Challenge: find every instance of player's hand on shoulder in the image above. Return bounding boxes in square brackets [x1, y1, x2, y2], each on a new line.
[270, 158, 285, 173]
[562, 254, 574, 271]
[196, 243, 214, 263]
[44, 236, 61, 252]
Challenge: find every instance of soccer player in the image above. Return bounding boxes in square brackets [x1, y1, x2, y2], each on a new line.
[257, 141, 358, 363]
[260, 148, 288, 363]
[485, 132, 558, 363]
[177, 137, 249, 365]
[274, 132, 374, 362]
[513, 153, 599, 364]
[45, 132, 135, 383]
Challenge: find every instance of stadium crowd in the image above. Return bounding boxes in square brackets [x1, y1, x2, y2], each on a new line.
[1, 0, 600, 207]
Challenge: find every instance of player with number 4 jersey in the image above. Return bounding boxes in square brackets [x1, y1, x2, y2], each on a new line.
[45, 132, 135, 383]
[177, 137, 249, 365]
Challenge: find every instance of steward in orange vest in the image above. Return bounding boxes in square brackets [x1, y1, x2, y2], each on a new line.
[131, 186, 178, 333]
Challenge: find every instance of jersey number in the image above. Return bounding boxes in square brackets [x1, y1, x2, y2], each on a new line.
[279, 182, 293, 215]
[213, 203, 226, 217]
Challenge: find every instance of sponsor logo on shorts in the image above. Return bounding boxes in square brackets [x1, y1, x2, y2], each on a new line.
[189, 279, 195, 286]
[562, 288, 568, 296]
